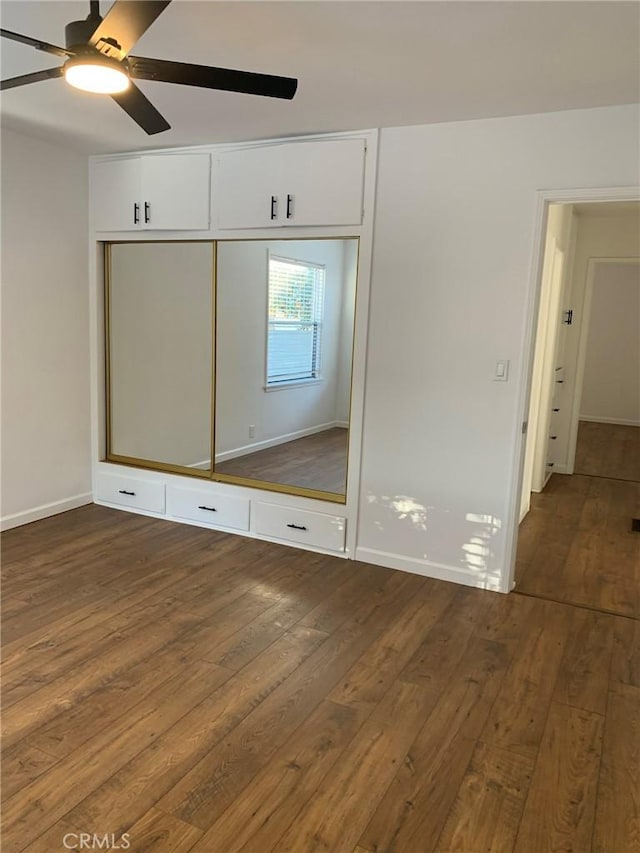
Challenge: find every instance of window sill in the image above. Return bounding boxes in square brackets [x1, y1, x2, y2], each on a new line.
[263, 378, 323, 392]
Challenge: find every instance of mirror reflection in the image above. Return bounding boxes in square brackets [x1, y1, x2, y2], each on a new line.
[107, 241, 213, 472]
[215, 238, 358, 498]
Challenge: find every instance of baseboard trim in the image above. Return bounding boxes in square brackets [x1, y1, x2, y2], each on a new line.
[1, 493, 93, 531]
[579, 416, 640, 427]
[354, 547, 505, 592]
[215, 422, 343, 463]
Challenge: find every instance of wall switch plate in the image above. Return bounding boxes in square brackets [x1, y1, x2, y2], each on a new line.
[494, 360, 509, 381]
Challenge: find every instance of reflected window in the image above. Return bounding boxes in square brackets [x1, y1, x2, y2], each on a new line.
[266, 255, 325, 386]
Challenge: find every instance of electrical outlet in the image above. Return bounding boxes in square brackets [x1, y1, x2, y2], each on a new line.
[249, 425, 255, 439]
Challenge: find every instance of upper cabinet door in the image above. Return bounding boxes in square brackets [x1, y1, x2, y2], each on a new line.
[141, 154, 211, 230]
[92, 154, 211, 231]
[216, 138, 366, 229]
[283, 139, 366, 227]
[92, 158, 142, 231]
[216, 146, 283, 229]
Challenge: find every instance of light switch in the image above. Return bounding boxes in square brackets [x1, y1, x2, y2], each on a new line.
[494, 360, 509, 381]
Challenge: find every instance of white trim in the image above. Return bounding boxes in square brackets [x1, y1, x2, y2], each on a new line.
[579, 415, 640, 427]
[505, 186, 640, 595]
[263, 378, 323, 393]
[215, 421, 343, 463]
[1, 493, 93, 531]
[355, 547, 506, 592]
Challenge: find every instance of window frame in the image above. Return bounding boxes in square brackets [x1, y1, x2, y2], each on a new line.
[264, 253, 326, 391]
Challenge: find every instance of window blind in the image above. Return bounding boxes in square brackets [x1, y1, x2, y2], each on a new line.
[267, 256, 325, 385]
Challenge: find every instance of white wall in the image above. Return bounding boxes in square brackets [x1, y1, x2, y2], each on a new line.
[215, 239, 354, 458]
[1, 128, 91, 529]
[580, 261, 640, 425]
[357, 104, 639, 591]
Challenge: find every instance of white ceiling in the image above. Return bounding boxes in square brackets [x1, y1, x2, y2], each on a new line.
[1, 1, 638, 154]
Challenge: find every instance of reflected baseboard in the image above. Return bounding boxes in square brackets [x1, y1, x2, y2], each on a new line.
[215, 421, 346, 463]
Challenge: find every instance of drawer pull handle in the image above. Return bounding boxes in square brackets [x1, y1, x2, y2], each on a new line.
[133, 203, 139, 224]
[286, 523, 307, 531]
[198, 505, 217, 512]
[286, 194, 293, 219]
[270, 195, 278, 220]
[144, 201, 150, 224]
[119, 489, 136, 496]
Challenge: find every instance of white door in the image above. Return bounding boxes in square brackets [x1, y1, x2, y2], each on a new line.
[282, 139, 366, 226]
[92, 158, 141, 231]
[141, 154, 211, 230]
[216, 146, 283, 229]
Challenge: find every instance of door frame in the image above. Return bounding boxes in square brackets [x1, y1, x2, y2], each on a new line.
[504, 185, 640, 593]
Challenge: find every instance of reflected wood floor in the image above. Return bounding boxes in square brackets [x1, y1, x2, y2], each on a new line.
[516, 473, 640, 618]
[2, 504, 638, 852]
[215, 427, 348, 494]
[574, 420, 640, 482]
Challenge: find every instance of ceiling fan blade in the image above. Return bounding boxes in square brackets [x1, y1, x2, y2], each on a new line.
[89, 1, 172, 58]
[129, 56, 298, 100]
[0, 28, 72, 58]
[1, 66, 64, 91]
[111, 81, 170, 134]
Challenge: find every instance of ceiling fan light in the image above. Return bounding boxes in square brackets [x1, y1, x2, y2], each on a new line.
[64, 55, 129, 94]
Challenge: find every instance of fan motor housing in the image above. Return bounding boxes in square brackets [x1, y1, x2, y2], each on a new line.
[65, 17, 101, 51]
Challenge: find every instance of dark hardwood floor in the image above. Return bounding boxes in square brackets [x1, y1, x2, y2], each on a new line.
[215, 427, 348, 494]
[2, 504, 638, 852]
[574, 420, 640, 482]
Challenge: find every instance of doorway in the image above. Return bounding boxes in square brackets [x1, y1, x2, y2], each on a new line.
[513, 199, 640, 618]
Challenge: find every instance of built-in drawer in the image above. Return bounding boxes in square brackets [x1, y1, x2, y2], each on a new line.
[167, 486, 250, 531]
[94, 472, 165, 513]
[251, 501, 346, 552]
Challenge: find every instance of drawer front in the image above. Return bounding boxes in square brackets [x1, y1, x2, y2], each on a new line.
[95, 473, 165, 513]
[167, 486, 249, 531]
[251, 502, 346, 552]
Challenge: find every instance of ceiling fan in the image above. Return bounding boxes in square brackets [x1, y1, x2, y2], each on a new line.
[0, 0, 298, 135]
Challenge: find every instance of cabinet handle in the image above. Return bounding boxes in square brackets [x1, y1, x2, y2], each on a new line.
[119, 489, 136, 496]
[550, 435, 558, 440]
[198, 505, 217, 512]
[270, 195, 278, 220]
[133, 203, 140, 225]
[552, 407, 560, 412]
[286, 523, 307, 531]
[286, 194, 293, 219]
[144, 202, 150, 224]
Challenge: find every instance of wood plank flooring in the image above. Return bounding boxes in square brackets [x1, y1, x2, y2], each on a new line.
[574, 420, 640, 482]
[516, 473, 640, 618]
[215, 427, 348, 494]
[2, 504, 638, 852]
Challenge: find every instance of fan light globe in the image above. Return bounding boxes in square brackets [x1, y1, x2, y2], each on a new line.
[64, 56, 130, 94]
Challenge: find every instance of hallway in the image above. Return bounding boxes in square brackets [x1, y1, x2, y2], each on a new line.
[516, 422, 640, 619]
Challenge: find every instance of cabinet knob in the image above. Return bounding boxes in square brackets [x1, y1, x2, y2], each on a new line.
[270, 195, 278, 220]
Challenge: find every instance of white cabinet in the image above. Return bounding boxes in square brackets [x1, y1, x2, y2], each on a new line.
[217, 138, 366, 229]
[92, 153, 210, 231]
[94, 473, 165, 514]
[251, 501, 346, 552]
[167, 485, 250, 531]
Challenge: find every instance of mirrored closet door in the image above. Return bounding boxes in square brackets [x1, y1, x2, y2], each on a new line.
[214, 238, 358, 500]
[106, 241, 214, 475]
[104, 237, 358, 502]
